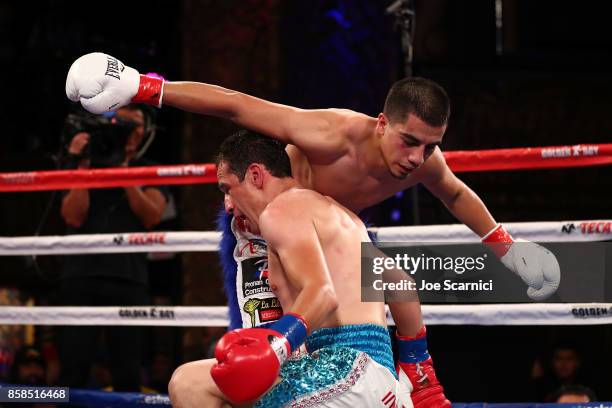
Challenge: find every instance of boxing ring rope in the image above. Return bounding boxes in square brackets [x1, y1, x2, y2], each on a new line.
[0, 220, 610, 255]
[2, 219, 610, 326]
[1, 143, 611, 192]
[1, 303, 611, 326]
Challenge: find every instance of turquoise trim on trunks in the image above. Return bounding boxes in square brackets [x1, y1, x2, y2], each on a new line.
[255, 347, 362, 408]
[255, 324, 396, 408]
[306, 324, 395, 377]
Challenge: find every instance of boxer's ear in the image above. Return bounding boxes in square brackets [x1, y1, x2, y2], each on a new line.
[376, 113, 388, 136]
[247, 163, 265, 189]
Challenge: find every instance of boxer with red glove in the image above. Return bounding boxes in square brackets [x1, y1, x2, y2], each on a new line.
[65, 52, 163, 114]
[210, 313, 308, 404]
[397, 326, 451, 408]
[482, 224, 560, 301]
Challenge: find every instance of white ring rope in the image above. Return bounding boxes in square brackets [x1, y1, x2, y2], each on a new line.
[0, 231, 221, 255]
[1, 220, 610, 255]
[2, 220, 610, 326]
[0, 304, 610, 326]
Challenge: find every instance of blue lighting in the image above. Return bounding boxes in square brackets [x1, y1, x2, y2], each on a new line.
[391, 209, 401, 222]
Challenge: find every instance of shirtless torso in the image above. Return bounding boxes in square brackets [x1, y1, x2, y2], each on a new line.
[286, 113, 447, 215]
[262, 188, 386, 329]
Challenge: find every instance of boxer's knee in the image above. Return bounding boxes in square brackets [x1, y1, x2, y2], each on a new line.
[168, 362, 192, 407]
[169, 359, 225, 408]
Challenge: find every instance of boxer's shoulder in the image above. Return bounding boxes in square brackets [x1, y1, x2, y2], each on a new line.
[265, 189, 322, 215]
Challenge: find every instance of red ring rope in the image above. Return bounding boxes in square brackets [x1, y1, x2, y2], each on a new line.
[1, 144, 610, 192]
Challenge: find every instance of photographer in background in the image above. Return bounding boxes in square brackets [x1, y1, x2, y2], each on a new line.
[58, 104, 168, 391]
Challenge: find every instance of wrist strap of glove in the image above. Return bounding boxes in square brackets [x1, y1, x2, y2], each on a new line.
[132, 75, 164, 107]
[270, 313, 308, 354]
[396, 326, 430, 364]
[482, 224, 514, 257]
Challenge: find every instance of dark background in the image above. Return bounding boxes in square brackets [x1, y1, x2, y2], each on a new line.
[0, 0, 611, 401]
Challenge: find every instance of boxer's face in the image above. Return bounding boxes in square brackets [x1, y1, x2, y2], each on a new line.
[224, 194, 260, 234]
[217, 161, 262, 231]
[377, 113, 445, 179]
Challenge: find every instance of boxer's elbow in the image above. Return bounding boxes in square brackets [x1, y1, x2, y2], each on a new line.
[442, 186, 464, 210]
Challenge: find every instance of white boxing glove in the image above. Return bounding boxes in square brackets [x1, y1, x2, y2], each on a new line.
[66, 52, 164, 114]
[482, 224, 560, 301]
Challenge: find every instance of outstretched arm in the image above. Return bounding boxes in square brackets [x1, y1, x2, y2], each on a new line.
[163, 82, 353, 159]
[66, 53, 353, 159]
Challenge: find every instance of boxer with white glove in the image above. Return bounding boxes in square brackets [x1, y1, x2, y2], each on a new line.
[482, 224, 560, 301]
[65, 52, 163, 114]
[210, 313, 308, 404]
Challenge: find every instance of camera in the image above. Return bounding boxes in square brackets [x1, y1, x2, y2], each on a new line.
[62, 110, 139, 168]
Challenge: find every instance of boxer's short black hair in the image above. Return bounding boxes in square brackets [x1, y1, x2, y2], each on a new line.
[217, 130, 292, 181]
[383, 77, 450, 127]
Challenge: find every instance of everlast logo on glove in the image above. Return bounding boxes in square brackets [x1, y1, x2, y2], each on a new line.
[105, 56, 124, 80]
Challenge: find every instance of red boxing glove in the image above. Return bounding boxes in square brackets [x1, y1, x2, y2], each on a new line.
[211, 313, 307, 404]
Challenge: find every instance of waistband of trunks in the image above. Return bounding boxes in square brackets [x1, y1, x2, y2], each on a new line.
[305, 323, 395, 377]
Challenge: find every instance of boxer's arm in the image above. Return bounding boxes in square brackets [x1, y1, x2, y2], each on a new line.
[419, 148, 497, 237]
[66, 53, 352, 159]
[259, 201, 339, 331]
[163, 82, 351, 158]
